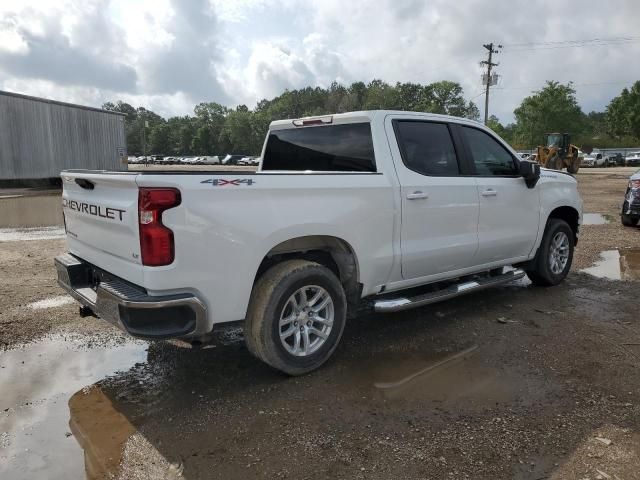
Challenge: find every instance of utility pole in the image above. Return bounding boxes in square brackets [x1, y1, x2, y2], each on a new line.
[480, 43, 501, 124]
[141, 112, 148, 165]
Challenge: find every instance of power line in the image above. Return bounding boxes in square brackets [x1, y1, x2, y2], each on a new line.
[502, 37, 640, 52]
[491, 80, 638, 92]
[502, 35, 640, 48]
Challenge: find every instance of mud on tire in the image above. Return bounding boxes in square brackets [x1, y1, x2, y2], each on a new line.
[244, 260, 347, 376]
[525, 218, 574, 286]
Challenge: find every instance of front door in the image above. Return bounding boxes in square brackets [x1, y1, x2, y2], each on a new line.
[458, 125, 540, 264]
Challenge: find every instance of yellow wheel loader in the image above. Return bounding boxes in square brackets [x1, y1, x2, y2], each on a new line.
[535, 133, 582, 174]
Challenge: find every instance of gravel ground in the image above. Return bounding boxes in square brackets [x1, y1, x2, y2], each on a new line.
[574, 167, 639, 270]
[0, 167, 639, 480]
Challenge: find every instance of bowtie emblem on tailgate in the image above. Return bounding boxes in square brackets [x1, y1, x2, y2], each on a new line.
[201, 178, 256, 186]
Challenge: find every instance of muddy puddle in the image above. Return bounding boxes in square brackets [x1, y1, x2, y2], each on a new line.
[0, 335, 147, 479]
[362, 345, 544, 407]
[0, 194, 63, 228]
[582, 213, 611, 225]
[581, 248, 640, 281]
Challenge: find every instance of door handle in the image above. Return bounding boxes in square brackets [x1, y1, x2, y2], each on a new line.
[481, 189, 497, 197]
[407, 191, 429, 200]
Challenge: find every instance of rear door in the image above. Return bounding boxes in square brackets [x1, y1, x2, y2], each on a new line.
[386, 117, 479, 280]
[458, 125, 540, 264]
[61, 171, 144, 285]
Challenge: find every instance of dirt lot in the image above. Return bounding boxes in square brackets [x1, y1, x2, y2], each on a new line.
[1, 168, 639, 480]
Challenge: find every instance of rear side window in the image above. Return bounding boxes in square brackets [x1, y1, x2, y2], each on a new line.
[262, 123, 376, 172]
[461, 126, 518, 176]
[394, 121, 460, 176]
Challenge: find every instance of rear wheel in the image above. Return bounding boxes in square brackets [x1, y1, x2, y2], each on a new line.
[525, 218, 574, 286]
[244, 260, 347, 376]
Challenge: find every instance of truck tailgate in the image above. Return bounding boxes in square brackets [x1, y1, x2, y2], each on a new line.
[61, 171, 144, 286]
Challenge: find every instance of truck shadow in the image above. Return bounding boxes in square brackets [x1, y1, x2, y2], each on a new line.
[67, 274, 640, 479]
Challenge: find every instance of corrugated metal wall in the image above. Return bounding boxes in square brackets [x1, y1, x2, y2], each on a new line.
[0, 91, 126, 179]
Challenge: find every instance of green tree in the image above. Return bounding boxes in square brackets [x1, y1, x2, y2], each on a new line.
[605, 82, 640, 139]
[106, 79, 483, 156]
[421, 81, 480, 120]
[513, 81, 585, 148]
[219, 106, 263, 155]
[363, 79, 398, 109]
[148, 122, 172, 155]
[191, 102, 228, 154]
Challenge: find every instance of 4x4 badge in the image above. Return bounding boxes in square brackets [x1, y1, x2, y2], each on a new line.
[201, 178, 256, 186]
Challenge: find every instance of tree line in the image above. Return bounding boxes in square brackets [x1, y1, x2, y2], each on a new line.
[104, 79, 640, 157]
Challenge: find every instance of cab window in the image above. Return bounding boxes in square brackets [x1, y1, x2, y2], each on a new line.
[394, 121, 460, 176]
[461, 126, 518, 176]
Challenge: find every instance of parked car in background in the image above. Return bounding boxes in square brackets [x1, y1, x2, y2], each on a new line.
[582, 151, 606, 168]
[626, 152, 640, 166]
[238, 156, 261, 166]
[604, 152, 625, 167]
[621, 170, 640, 226]
[221, 154, 246, 165]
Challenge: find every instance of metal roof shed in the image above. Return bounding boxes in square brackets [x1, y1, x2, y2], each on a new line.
[0, 90, 126, 180]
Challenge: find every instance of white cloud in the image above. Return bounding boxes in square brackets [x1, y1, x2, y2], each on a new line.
[1, 0, 640, 122]
[219, 35, 348, 105]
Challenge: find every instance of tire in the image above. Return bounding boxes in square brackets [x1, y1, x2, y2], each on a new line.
[622, 214, 639, 227]
[546, 154, 563, 170]
[525, 218, 574, 286]
[244, 260, 347, 376]
[567, 157, 580, 174]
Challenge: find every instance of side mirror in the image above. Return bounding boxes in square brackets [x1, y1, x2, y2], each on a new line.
[519, 160, 540, 188]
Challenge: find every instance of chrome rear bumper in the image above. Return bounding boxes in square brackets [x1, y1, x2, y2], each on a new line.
[55, 253, 207, 339]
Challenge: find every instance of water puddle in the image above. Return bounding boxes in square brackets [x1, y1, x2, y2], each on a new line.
[367, 346, 539, 406]
[582, 213, 611, 225]
[27, 296, 74, 310]
[0, 194, 63, 228]
[581, 248, 640, 281]
[0, 335, 147, 479]
[0, 227, 65, 242]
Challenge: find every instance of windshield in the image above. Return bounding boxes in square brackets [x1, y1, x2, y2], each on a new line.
[547, 134, 562, 147]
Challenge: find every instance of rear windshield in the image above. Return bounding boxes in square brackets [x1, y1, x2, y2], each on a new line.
[262, 123, 376, 172]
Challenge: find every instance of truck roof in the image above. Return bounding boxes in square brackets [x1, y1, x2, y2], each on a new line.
[269, 110, 485, 130]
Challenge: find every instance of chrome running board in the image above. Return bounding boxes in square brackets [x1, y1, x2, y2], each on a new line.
[373, 269, 526, 313]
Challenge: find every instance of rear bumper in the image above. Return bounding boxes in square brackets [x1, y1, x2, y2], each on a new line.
[54, 253, 207, 340]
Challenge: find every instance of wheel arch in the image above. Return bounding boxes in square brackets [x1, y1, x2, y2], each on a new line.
[547, 205, 580, 244]
[254, 235, 362, 314]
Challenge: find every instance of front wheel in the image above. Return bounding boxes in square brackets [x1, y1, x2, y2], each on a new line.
[244, 260, 347, 376]
[525, 218, 574, 286]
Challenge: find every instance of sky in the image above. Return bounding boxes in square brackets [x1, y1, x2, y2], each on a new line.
[1, 0, 639, 124]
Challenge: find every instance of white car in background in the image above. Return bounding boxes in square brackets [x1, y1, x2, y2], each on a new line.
[582, 152, 605, 167]
[626, 152, 640, 167]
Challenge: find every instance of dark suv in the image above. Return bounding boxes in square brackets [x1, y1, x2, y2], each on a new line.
[622, 170, 640, 226]
[605, 152, 625, 167]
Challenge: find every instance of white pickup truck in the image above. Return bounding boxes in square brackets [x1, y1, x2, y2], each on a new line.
[56, 111, 583, 375]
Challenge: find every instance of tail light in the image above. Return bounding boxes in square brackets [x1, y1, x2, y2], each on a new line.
[630, 179, 640, 189]
[138, 188, 181, 266]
